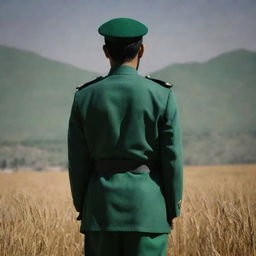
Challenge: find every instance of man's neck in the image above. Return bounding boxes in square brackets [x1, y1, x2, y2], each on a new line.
[110, 56, 139, 70]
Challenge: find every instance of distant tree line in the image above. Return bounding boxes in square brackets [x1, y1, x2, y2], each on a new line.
[0, 158, 26, 170]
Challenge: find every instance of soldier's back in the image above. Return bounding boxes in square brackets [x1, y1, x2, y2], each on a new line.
[76, 65, 172, 234]
[76, 65, 170, 163]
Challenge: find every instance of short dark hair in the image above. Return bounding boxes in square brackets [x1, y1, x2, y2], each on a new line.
[105, 38, 143, 63]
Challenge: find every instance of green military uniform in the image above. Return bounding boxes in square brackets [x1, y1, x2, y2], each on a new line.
[68, 18, 183, 256]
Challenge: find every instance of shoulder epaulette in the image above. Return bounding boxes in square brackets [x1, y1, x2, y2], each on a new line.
[145, 75, 173, 88]
[76, 76, 104, 90]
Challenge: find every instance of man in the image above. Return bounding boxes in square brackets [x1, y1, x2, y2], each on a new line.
[68, 18, 183, 256]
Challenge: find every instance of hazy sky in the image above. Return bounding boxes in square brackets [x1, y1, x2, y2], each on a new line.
[0, 0, 256, 74]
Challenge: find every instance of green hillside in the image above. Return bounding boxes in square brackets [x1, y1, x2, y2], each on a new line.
[151, 49, 256, 164]
[0, 45, 98, 141]
[0, 45, 98, 167]
[151, 49, 256, 134]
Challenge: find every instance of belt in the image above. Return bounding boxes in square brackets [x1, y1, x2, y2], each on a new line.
[94, 159, 151, 173]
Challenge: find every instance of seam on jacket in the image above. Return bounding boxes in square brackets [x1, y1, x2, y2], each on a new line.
[159, 89, 171, 128]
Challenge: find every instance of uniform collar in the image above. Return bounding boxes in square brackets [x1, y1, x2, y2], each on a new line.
[108, 65, 138, 76]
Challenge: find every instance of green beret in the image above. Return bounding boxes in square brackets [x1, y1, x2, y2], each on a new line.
[98, 18, 148, 42]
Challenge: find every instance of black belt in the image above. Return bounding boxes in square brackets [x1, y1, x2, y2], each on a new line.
[94, 159, 151, 173]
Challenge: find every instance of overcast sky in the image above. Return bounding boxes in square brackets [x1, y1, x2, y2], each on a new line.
[0, 0, 256, 74]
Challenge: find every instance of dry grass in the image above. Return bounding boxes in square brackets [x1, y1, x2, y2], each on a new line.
[0, 165, 256, 256]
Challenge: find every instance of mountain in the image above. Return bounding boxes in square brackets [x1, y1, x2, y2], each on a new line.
[0, 45, 98, 167]
[151, 49, 256, 164]
[151, 49, 256, 134]
[0, 45, 98, 141]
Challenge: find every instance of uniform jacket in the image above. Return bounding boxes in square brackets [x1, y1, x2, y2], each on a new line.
[68, 65, 183, 234]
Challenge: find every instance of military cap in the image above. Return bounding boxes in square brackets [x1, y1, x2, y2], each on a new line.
[98, 18, 148, 42]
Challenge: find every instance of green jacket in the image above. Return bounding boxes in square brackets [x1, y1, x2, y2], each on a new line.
[68, 65, 183, 234]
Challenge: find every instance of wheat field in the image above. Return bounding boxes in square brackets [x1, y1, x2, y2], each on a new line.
[0, 165, 255, 256]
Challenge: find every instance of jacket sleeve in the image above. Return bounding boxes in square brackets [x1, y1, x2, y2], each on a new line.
[68, 93, 92, 217]
[159, 89, 183, 223]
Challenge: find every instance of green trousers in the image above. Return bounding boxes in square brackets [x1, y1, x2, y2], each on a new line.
[84, 231, 169, 256]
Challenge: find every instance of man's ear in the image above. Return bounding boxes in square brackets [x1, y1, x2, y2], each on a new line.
[138, 43, 144, 58]
[103, 45, 110, 59]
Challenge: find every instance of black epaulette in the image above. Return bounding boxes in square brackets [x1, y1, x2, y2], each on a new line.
[76, 76, 104, 90]
[145, 75, 173, 88]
